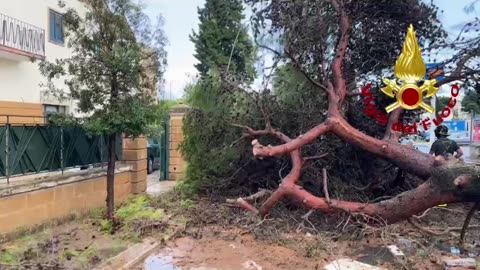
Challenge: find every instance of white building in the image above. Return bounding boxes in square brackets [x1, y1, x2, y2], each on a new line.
[0, 0, 86, 124]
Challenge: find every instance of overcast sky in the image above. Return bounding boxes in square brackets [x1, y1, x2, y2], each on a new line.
[142, 0, 479, 100]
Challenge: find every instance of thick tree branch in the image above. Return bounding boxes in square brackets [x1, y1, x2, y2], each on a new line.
[252, 121, 332, 157]
[437, 72, 477, 88]
[228, 124, 304, 216]
[226, 0, 480, 225]
[230, 123, 479, 225]
[383, 108, 403, 142]
[436, 50, 480, 87]
[252, 116, 435, 179]
[226, 197, 259, 214]
[330, 117, 434, 179]
[285, 176, 471, 224]
[330, 0, 351, 105]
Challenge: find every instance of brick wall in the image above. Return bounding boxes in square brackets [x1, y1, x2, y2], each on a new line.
[0, 170, 131, 234]
[122, 136, 147, 193]
[0, 137, 148, 235]
[169, 105, 188, 181]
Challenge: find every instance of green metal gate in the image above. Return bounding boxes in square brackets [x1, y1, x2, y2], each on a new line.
[159, 116, 169, 180]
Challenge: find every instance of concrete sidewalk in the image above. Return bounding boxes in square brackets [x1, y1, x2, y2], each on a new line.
[146, 170, 176, 195]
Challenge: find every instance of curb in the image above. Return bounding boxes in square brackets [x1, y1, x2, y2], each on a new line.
[95, 237, 160, 270]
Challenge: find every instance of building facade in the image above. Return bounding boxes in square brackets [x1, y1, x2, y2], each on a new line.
[0, 0, 86, 124]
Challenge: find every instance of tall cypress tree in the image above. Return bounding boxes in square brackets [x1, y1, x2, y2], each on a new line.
[189, 0, 255, 80]
[180, 0, 257, 194]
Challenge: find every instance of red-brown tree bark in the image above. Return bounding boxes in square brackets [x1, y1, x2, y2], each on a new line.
[225, 0, 480, 224]
[229, 122, 479, 224]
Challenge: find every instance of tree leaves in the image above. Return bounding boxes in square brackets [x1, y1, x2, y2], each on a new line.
[39, 0, 167, 137]
[190, 0, 256, 81]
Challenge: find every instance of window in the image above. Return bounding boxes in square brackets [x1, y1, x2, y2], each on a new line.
[44, 104, 66, 116]
[49, 10, 64, 44]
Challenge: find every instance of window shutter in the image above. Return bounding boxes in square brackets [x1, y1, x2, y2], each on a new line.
[49, 11, 55, 41]
[49, 10, 64, 43]
[55, 14, 62, 42]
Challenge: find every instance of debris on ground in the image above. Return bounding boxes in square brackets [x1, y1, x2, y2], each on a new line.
[2, 193, 480, 270]
[324, 258, 386, 270]
[451, 246, 461, 255]
[386, 245, 405, 257]
[242, 260, 263, 270]
[396, 238, 416, 254]
[442, 257, 477, 270]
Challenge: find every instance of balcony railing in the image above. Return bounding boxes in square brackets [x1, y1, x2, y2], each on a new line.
[0, 13, 45, 58]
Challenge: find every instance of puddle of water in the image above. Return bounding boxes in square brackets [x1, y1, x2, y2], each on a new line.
[142, 235, 315, 270]
[145, 255, 182, 270]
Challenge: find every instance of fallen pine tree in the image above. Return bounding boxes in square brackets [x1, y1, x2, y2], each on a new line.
[223, 0, 480, 225]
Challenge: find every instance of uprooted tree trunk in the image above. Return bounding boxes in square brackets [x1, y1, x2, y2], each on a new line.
[227, 124, 480, 224]
[225, 0, 480, 224]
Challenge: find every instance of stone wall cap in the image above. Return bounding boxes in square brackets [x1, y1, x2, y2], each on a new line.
[170, 104, 190, 114]
[0, 164, 132, 198]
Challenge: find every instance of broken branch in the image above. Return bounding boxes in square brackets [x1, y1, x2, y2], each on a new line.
[303, 154, 328, 161]
[460, 202, 480, 245]
[323, 168, 331, 204]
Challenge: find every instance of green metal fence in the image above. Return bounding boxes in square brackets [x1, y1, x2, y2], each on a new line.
[0, 116, 122, 182]
[159, 116, 169, 181]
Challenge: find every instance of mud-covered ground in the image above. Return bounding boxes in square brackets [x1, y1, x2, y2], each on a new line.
[138, 195, 480, 270]
[1, 192, 479, 270]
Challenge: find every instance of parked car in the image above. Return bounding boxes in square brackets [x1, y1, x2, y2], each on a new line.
[147, 138, 161, 174]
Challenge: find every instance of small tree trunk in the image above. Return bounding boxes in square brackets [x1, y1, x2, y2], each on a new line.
[106, 133, 116, 220]
[106, 72, 119, 221]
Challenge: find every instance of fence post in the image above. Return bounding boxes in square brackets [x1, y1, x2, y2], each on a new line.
[5, 116, 10, 184]
[60, 126, 64, 174]
[159, 120, 168, 181]
[165, 116, 170, 181]
[159, 116, 171, 181]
